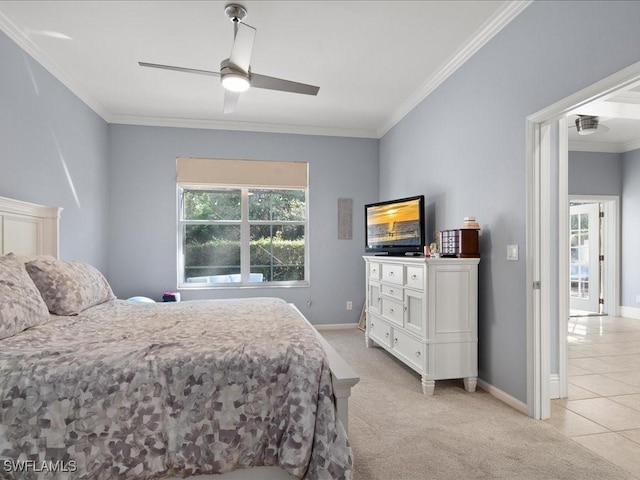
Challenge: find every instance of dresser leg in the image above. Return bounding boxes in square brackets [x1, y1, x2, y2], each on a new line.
[421, 377, 435, 395]
[463, 377, 477, 393]
[365, 334, 373, 348]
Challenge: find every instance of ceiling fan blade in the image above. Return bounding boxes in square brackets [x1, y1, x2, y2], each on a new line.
[138, 62, 220, 77]
[250, 73, 319, 96]
[223, 90, 241, 114]
[229, 22, 256, 72]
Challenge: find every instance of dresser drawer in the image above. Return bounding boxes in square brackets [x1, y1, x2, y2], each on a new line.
[368, 316, 392, 348]
[380, 296, 403, 326]
[381, 263, 404, 285]
[406, 265, 424, 291]
[368, 261, 381, 280]
[393, 329, 425, 372]
[381, 284, 402, 300]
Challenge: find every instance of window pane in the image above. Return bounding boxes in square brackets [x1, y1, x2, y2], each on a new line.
[250, 224, 305, 281]
[183, 189, 241, 220]
[570, 214, 578, 230]
[184, 224, 240, 281]
[580, 213, 588, 230]
[248, 189, 306, 221]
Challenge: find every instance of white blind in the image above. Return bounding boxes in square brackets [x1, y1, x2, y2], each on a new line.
[177, 158, 308, 188]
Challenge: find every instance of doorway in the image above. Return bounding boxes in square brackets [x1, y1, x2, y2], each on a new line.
[569, 201, 601, 315]
[526, 61, 639, 419]
[567, 196, 620, 319]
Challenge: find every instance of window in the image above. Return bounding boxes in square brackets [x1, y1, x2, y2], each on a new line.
[176, 158, 308, 287]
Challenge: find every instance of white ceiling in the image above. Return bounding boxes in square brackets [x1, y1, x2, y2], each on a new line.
[0, 0, 530, 138]
[568, 85, 640, 153]
[2, 0, 637, 149]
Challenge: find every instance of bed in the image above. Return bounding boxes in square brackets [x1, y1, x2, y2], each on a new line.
[0, 196, 359, 480]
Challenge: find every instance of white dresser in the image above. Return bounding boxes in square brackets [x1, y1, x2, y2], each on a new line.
[364, 255, 480, 395]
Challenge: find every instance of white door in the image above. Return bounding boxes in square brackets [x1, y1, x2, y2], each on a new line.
[569, 203, 600, 313]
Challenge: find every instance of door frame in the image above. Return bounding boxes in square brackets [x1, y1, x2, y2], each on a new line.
[526, 61, 640, 419]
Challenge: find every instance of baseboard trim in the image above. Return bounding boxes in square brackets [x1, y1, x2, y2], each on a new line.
[314, 323, 359, 331]
[477, 379, 528, 415]
[619, 306, 640, 320]
[549, 374, 560, 399]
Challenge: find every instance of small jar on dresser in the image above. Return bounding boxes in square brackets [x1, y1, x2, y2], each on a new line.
[364, 255, 480, 395]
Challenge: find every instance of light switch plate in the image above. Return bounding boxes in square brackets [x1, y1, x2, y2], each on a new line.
[507, 244, 519, 261]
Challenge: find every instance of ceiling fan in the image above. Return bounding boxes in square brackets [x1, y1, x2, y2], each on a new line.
[138, 3, 320, 114]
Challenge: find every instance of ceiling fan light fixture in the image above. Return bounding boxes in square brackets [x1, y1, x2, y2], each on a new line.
[575, 115, 599, 135]
[221, 72, 250, 92]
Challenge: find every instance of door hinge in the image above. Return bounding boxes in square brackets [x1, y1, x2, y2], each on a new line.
[599, 298, 604, 305]
[533, 281, 541, 290]
[599, 255, 604, 261]
[599, 211, 605, 218]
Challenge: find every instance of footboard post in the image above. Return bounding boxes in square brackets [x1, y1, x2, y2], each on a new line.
[315, 338, 359, 434]
[331, 377, 356, 434]
[288, 305, 359, 434]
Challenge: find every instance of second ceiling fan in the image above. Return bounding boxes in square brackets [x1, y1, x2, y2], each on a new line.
[139, 3, 320, 114]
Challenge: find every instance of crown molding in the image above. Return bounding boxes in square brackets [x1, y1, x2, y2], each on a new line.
[569, 141, 624, 153]
[109, 114, 379, 139]
[376, 0, 533, 138]
[569, 137, 640, 154]
[0, 9, 113, 122]
[622, 137, 640, 153]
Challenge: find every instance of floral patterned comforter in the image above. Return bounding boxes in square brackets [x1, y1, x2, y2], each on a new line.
[0, 297, 352, 479]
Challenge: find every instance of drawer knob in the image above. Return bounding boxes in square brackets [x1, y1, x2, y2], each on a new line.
[394, 338, 398, 343]
[416, 351, 421, 357]
[411, 274, 417, 280]
[403, 306, 407, 312]
[385, 332, 390, 338]
[389, 271, 394, 277]
[389, 308, 394, 314]
[371, 323, 374, 328]
[390, 289, 394, 294]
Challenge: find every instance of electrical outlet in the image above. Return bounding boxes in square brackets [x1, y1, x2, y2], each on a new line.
[346, 301, 353, 310]
[507, 244, 519, 261]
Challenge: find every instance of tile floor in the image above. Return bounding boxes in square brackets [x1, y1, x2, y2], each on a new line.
[546, 313, 640, 478]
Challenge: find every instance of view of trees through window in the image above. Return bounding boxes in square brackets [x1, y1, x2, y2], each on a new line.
[181, 187, 306, 284]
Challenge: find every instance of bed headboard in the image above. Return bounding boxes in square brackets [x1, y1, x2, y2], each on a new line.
[0, 196, 62, 258]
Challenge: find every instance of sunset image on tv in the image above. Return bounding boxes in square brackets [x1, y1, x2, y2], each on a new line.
[367, 198, 421, 246]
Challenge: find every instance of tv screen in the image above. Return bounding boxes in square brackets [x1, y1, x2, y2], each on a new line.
[365, 195, 425, 255]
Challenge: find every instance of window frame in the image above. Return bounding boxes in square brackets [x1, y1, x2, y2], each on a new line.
[177, 184, 309, 289]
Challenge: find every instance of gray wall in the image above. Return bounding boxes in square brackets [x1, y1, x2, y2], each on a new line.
[569, 151, 623, 195]
[622, 148, 640, 308]
[379, 1, 640, 403]
[108, 125, 378, 325]
[0, 31, 110, 272]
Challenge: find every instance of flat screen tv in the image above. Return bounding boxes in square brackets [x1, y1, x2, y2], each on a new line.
[365, 195, 425, 255]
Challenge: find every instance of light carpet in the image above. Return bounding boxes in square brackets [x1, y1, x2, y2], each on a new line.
[320, 328, 636, 480]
